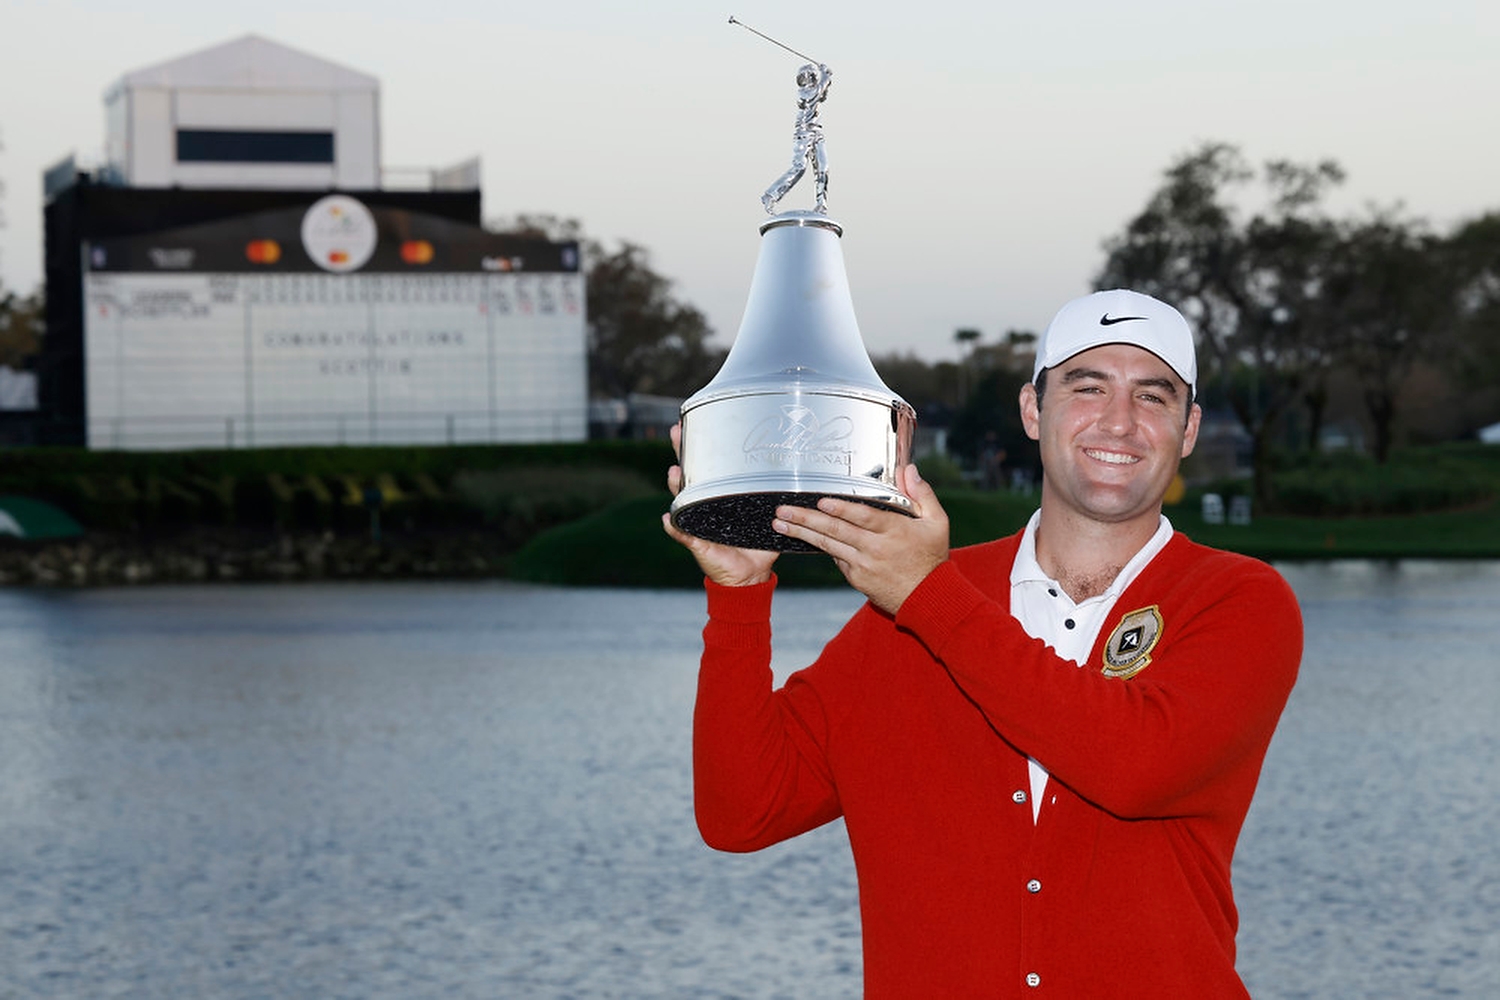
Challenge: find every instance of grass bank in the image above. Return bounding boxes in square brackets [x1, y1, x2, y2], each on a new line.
[510, 487, 1500, 589]
[508, 489, 1045, 589]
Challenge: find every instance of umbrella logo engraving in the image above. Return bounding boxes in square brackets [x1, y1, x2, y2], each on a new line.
[743, 404, 854, 469]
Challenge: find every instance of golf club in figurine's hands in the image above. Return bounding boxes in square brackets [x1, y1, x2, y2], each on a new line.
[669, 19, 916, 553]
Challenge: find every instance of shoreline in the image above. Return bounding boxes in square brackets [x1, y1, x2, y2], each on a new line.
[0, 529, 515, 587]
[7, 487, 1500, 588]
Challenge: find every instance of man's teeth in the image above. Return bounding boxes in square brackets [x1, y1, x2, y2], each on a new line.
[1085, 449, 1138, 465]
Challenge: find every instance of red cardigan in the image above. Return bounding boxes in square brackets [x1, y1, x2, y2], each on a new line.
[694, 530, 1302, 998]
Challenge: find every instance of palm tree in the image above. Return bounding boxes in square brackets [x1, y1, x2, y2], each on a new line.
[954, 327, 982, 401]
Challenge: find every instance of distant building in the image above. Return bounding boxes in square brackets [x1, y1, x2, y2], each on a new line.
[589, 394, 682, 442]
[101, 34, 380, 191]
[0, 367, 36, 410]
[39, 35, 585, 451]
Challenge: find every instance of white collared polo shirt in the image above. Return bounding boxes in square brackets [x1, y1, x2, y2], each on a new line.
[1008, 510, 1175, 822]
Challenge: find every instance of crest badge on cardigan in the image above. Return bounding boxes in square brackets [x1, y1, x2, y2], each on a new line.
[1102, 605, 1164, 679]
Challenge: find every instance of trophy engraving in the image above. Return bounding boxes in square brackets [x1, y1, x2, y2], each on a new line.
[742, 405, 855, 469]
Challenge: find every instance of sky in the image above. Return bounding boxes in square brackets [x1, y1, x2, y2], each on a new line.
[1, 0, 1497, 361]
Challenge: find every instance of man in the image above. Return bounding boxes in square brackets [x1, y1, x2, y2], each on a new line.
[662, 289, 1302, 997]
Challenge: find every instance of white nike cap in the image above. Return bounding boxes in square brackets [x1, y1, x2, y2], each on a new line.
[1032, 289, 1197, 400]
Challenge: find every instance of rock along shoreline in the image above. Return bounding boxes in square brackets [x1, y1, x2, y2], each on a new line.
[0, 530, 516, 587]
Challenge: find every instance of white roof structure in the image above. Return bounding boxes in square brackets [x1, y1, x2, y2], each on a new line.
[109, 34, 378, 95]
[103, 34, 381, 190]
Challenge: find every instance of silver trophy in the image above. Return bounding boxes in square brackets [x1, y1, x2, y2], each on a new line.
[670, 21, 916, 552]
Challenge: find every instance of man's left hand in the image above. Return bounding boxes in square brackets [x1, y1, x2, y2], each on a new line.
[772, 464, 949, 615]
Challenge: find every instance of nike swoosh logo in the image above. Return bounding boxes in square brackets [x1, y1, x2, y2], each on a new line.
[1099, 313, 1147, 326]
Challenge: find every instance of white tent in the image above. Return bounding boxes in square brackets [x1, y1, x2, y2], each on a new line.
[103, 35, 380, 190]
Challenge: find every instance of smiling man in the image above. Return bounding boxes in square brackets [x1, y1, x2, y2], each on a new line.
[664, 289, 1303, 997]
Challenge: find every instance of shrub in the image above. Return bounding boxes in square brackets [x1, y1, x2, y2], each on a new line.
[450, 465, 660, 548]
[914, 452, 969, 490]
[1268, 451, 1495, 516]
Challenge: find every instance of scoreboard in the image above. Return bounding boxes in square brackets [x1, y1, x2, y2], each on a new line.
[81, 195, 585, 450]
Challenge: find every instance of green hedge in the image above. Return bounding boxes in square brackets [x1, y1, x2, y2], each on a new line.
[1266, 447, 1498, 516]
[0, 441, 673, 536]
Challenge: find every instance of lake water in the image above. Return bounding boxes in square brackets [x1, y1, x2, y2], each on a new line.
[0, 562, 1496, 998]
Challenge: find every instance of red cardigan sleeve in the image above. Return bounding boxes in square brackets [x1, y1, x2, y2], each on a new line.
[893, 537, 1302, 820]
[692, 575, 846, 852]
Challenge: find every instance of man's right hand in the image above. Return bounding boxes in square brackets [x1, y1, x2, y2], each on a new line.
[662, 422, 779, 588]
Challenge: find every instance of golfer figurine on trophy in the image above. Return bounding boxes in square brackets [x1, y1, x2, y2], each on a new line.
[761, 61, 833, 214]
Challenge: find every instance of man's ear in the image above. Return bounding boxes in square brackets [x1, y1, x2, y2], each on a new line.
[1019, 383, 1041, 442]
[1180, 402, 1202, 459]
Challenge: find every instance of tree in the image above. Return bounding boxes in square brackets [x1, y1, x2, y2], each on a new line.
[487, 214, 723, 399]
[873, 327, 1042, 477]
[953, 327, 982, 402]
[873, 350, 963, 413]
[1447, 213, 1500, 386]
[1097, 142, 1346, 505]
[946, 362, 1036, 477]
[584, 242, 721, 398]
[488, 213, 591, 248]
[1320, 212, 1452, 461]
[0, 282, 43, 369]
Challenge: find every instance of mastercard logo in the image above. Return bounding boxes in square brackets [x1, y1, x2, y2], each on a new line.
[327, 250, 350, 264]
[401, 240, 435, 265]
[245, 240, 282, 264]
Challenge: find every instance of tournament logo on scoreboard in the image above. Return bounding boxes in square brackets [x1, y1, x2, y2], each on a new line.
[300, 195, 378, 273]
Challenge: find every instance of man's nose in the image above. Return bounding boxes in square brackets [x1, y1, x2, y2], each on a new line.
[1098, 390, 1137, 435]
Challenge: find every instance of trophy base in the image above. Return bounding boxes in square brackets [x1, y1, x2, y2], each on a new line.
[672, 489, 914, 553]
